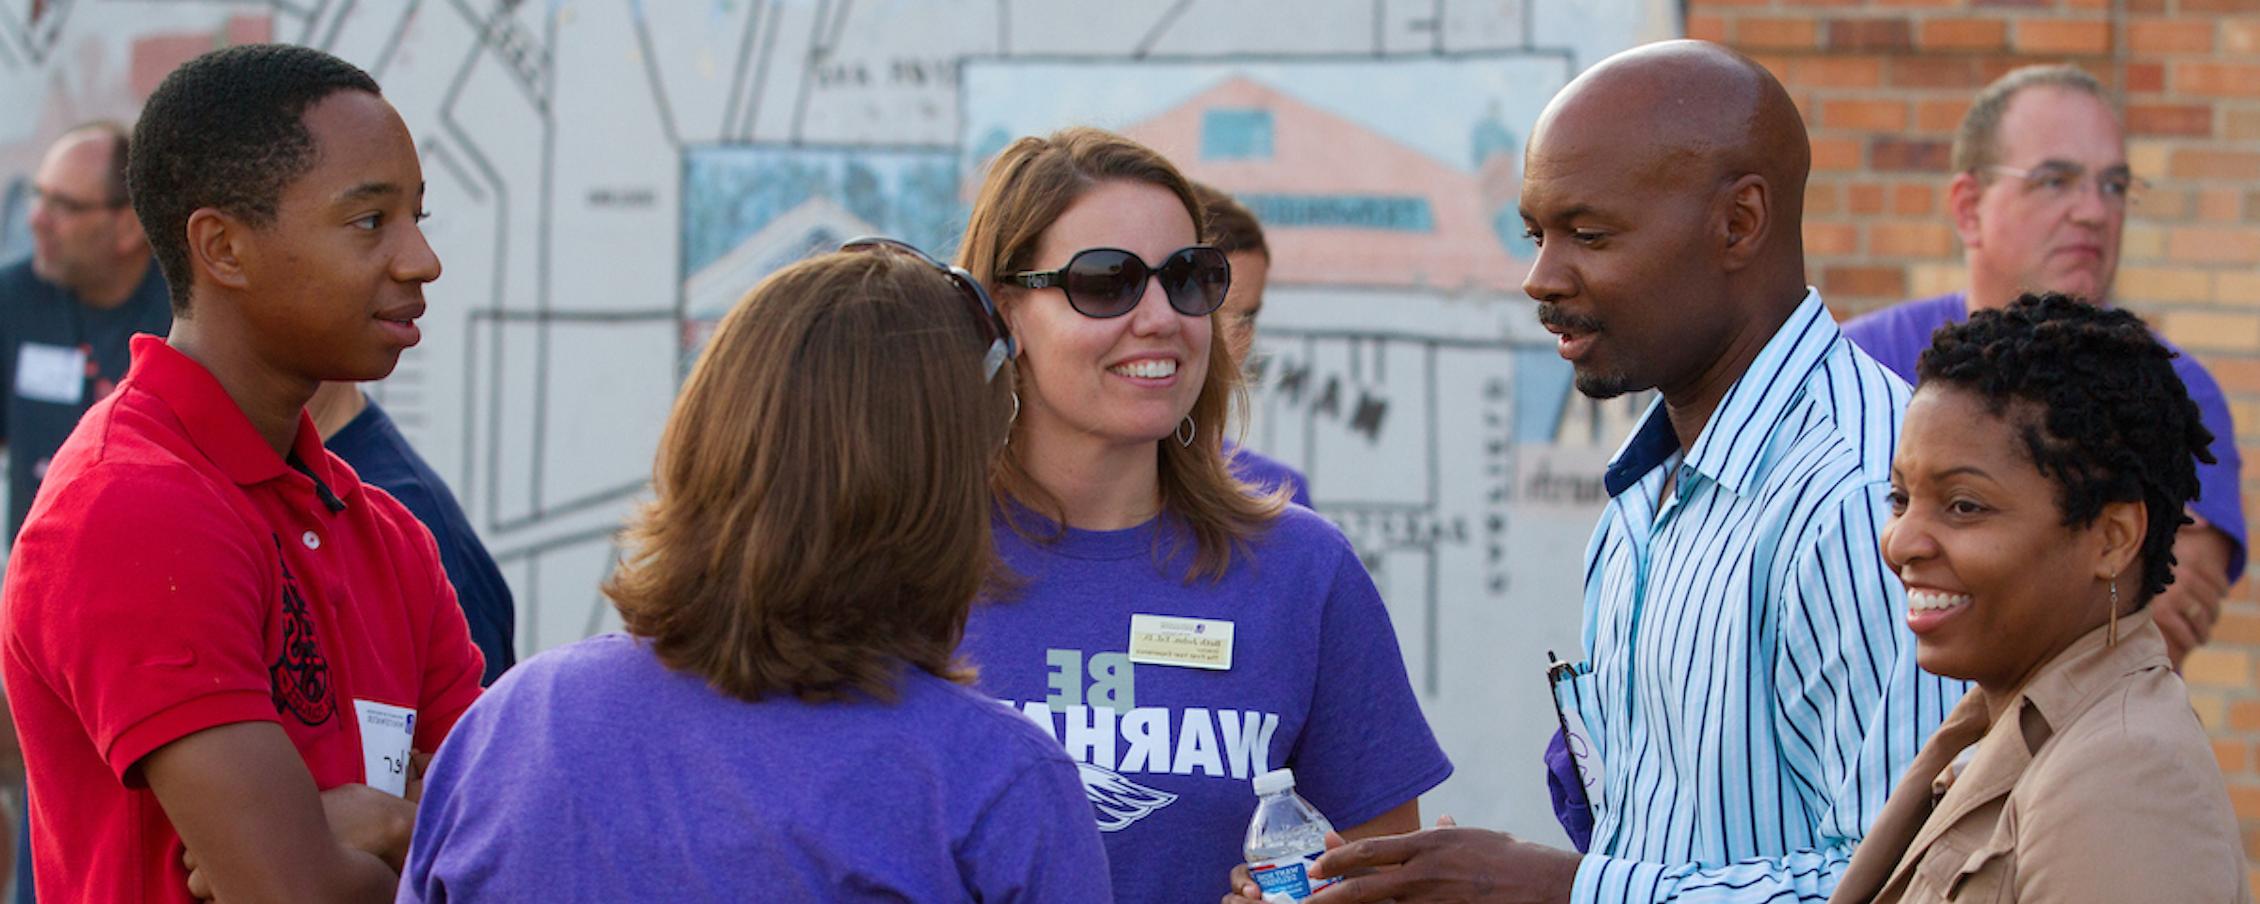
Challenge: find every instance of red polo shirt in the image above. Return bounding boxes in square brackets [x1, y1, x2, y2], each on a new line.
[2, 335, 484, 902]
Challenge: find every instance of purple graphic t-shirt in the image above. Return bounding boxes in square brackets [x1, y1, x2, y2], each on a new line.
[399, 633, 1111, 903]
[960, 505, 1452, 904]
[1843, 292, 2246, 580]
[1226, 442, 1313, 508]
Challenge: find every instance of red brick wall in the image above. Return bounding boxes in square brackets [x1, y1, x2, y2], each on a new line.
[1685, 0, 2260, 885]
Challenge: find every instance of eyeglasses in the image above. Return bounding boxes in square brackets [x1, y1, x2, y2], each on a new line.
[839, 236, 1016, 383]
[30, 185, 127, 217]
[1008, 246, 1231, 319]
[1979, 163, 2145, 209]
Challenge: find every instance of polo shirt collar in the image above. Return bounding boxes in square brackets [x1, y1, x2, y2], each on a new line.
[1602, 289, 1840, 499]
[127, 335, 362, 499]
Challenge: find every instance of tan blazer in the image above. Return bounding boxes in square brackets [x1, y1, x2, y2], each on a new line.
[1830, 612, 2249, 903]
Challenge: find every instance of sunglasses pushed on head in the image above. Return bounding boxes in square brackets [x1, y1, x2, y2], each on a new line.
[839, 236, 1016, 384]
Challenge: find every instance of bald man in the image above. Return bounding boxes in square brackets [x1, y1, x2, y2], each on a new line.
[0, 123, 171, 900]
[1269, 42, 1959, 904]
[0, 124, 171, 543]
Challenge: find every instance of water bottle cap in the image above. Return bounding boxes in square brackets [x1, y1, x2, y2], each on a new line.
[1252, 768, 1296, 796]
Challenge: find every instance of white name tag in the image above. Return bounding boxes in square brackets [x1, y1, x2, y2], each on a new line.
[353, 700, 417, 798]
[14, 342, 85, 405]
[1126, 614, 1234, 670]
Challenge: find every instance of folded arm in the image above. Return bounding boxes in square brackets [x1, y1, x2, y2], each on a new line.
[146, 721, 409, 903]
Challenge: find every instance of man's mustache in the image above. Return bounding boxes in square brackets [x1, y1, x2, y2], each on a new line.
[1537, 303, 1604, 335]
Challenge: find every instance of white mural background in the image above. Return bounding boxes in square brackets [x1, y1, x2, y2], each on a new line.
[0, 0, 1675, 841]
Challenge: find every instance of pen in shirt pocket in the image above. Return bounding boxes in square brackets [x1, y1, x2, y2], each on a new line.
[1546, 650, 1606, 806]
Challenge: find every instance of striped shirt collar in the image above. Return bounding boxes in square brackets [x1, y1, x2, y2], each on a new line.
[1602, 289, 1837, 499]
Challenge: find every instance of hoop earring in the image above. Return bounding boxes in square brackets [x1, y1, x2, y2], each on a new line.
[1003, 390, 1020, 447]
[1175, 416, 1196, 448]
[2107, 574, 2121, 648]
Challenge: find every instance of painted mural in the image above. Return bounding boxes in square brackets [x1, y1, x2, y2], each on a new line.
[0, 0, 1675, 838]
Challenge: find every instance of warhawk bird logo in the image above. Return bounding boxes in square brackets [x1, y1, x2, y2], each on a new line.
[1078, 763, 1177, 831]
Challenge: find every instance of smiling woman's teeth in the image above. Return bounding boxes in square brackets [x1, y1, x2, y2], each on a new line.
[1907, 591, 1971, 612]
[1111, 360, 1176, 378]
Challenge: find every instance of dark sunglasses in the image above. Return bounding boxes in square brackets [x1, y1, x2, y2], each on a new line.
[839, 237, 1016, 383]
[1008, 246, 1230, 319]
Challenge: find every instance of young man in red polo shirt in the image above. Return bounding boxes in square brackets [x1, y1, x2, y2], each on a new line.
[1, 44, 483, 901]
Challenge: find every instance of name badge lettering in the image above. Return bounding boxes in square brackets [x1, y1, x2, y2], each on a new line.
[1126, 614, 1234, 671]
[352, 699, 417, 798]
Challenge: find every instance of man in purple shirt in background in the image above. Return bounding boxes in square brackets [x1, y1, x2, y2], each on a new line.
[1842, 63, 2243, 667]
[1194, 182, 1313, 507]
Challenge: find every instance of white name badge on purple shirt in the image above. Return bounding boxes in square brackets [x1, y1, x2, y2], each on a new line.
[353, 699, 417, 797]
[1126, 614, 1234, 670]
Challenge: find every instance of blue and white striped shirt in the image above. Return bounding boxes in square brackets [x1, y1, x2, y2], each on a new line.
[1559, 292, 1964, 903]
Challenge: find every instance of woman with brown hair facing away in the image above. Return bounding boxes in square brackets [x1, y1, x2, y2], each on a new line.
[397, 244, 1113, 901]
[1830, 294, 2248, 903]
[951, 126, 1451, 904]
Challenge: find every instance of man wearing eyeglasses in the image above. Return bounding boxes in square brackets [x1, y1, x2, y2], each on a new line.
[1841, 64, 2243, 669]
[0, 122, 172, 902]
[0, 124, 174, 546]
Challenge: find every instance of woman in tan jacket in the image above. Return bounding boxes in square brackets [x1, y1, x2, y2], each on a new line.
[1830, 294, 2248, 903]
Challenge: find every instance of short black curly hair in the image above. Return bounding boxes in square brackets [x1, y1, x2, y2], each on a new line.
[1918, 293, 2213, 606]
[129, 44, 381, 313]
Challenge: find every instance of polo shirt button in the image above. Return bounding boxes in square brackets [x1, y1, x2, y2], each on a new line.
[302, 531, 320, 550]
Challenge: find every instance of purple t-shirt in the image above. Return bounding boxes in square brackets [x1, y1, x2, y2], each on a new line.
[1226, 442, 1313, 508]
[1843, 292, 2247, 580]
[959, 504, 1452, 904]
[398, 633, 1112, 903]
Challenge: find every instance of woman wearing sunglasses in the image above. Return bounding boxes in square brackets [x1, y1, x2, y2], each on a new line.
[952, 127, 1452, 904]
[397, 246, 1110, 901]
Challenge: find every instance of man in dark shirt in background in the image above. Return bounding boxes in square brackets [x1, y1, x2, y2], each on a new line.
[0, 123, 173, 543]
[307, 382, 516, 684]
[0, 122, 173, 904]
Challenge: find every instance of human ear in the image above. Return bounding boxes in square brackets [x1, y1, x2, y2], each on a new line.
[1719, 174, 1768, 272]
[2093, 498, 2148, 586]
[1948, 172, 1984, 250]
[995, 291, 1030, 358]
[184, 208, 251, 292]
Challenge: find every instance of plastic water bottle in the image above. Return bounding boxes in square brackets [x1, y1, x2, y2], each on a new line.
[1244, 768, 1338, 903]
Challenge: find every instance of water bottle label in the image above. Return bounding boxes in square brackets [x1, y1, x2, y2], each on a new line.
[1249, 854, 1338, 901]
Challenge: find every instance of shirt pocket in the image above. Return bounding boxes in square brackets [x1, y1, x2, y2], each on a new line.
[1910, 834, 2013, 904]
[1548, 663, 1608, 810]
